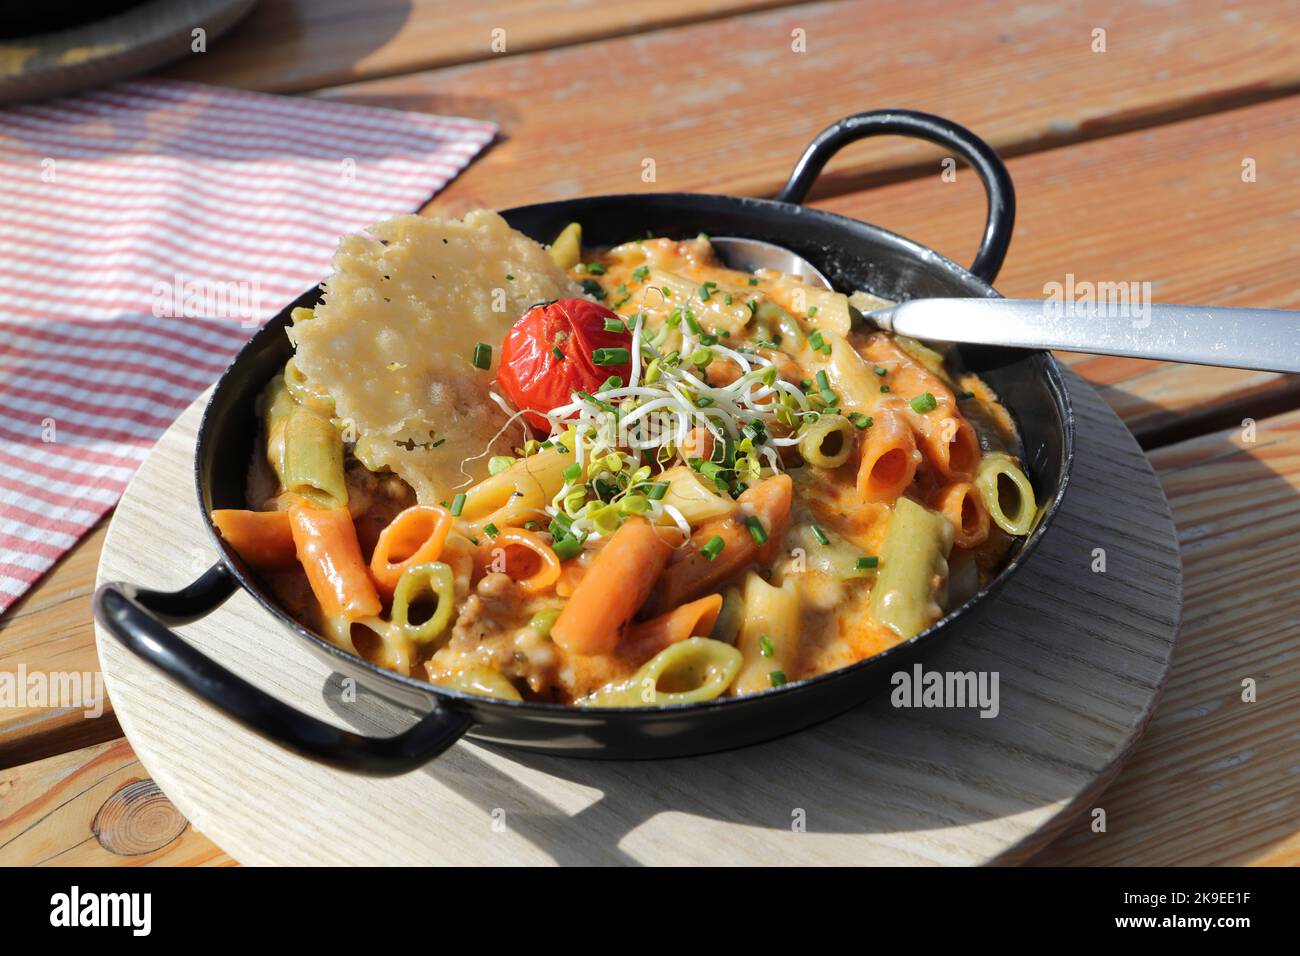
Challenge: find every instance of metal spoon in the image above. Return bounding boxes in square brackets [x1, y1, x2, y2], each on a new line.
[713, 236, 1300, 375]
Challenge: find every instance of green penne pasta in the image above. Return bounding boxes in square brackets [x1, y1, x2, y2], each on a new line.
[974, 452, 1037, 536]
[579, 638, 743, 707]
[280, 400, 348, 508]
[798, 414, 856, 468]
[283, 356, 335, 417]
[391, 562, 456, 645]
[870, 496, 955, 640]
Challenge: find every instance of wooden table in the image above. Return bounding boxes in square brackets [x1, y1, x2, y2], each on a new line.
[3, 0, 1298, 866]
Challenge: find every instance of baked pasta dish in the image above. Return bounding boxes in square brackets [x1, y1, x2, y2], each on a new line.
[212, 210, 1037, 707]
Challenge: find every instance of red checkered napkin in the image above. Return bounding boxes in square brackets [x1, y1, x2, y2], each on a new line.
[0, 78, 496, 612]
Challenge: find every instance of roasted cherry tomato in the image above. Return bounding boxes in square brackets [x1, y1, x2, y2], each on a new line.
[496, 298, 633, 432]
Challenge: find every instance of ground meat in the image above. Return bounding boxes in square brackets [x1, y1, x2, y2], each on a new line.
[449, 573, 528, 647]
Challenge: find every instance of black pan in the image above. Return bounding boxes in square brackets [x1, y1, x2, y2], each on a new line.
[94, 110, 1073, 774]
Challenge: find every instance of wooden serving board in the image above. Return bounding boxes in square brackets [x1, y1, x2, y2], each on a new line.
[94, 369, 1182, 865]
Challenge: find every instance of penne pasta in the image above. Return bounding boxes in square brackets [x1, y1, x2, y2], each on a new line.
[799, 413, 856, 468]
[459, 445, 573, 531]
[929, 481, 990, 549]
[482, 527, 562, 594]
[212, 509, 296, 569]
[623, 593, 724, 664]
[649, 474, 792, 612]
[974, 452, 1037, 536]
[732, 571, 801, 695]
[657, 464, 736, 527]
[369, 505, 452, 598]
[549, 222, 582, 271]
[870, 496, 955, 640]
[551, 517, 676, 656]
[431, 665, 524, 701]
[856, 408, 919, 503]
[579, 638, 743, 707]
[390, 561, 457, 645]
[288, 503, 381, 620]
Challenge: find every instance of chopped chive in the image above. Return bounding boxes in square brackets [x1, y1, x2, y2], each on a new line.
[769, 670, 788, 687]
[552, 535, 583, 561]
[449, 493, 466, 517]
[484, 523, 500, 537]
[552, 346, 565, 361]
[910, 392, 938, 414]
[758, 635, 774, 657]
[645, 481, 669, 500]
[603, 317, 626, 333]
[810, 524, 830, 545]
[576, 390, 617, 413]
[849, 412, 873, 430]
[856, 555, 879, 570]
[701, 535, 726, 560]
[472, 342, 492, 369]
[746, 515, 768, 544]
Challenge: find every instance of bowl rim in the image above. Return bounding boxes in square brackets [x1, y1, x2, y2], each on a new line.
[195, 192, 1075, 717]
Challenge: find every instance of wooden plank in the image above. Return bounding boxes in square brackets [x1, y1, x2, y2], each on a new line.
[0, 738, 233, 866]
[1032, 408, 1300, 865]
[0, 520, 122, 769]
[162, 0, 797, 92]
[813, 94, 1300, 443]
[313, 0, 1300, 211]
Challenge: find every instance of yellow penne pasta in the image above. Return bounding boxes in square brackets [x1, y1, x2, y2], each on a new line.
[732, 571, 800, 695]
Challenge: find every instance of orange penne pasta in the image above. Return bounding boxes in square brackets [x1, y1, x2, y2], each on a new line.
[482, 527, 562, 594]
[648, 474, 792, 614]
[919, 414, 981, 481]
[289, 503, 381, 620]
[551, 517, 676, 656]
[930, 481, 990, 549]
[369, 505, 452, 598]
[739, 472, 793, 564]
[622, 594, 724, 664]
[212, 509, 296, 569]
[857, 409, 919, 503]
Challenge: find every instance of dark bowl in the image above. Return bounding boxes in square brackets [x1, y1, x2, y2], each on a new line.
[95, 110, 1073, 774]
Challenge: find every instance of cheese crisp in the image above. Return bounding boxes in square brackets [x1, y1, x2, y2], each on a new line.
[288, 210, 580, 502]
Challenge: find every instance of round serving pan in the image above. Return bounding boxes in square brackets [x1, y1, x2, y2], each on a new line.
[94, 110, 1073, 775]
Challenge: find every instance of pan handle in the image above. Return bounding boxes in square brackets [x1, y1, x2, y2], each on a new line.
[775, 109, 1016, 283]
[93, 563, 472, 776]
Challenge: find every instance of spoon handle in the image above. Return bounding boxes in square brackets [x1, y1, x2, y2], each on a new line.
[875, 299, 1300, 374]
